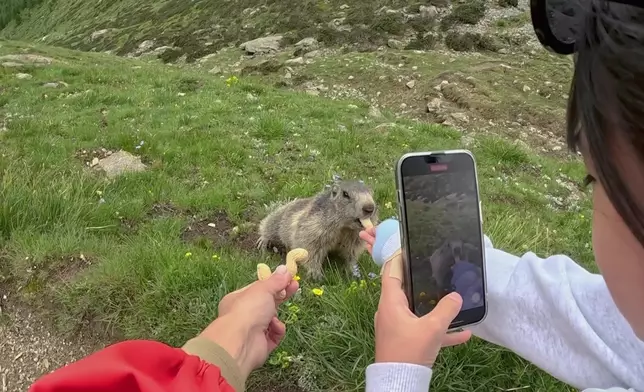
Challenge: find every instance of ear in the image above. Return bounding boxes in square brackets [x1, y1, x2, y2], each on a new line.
[330, 184, 341, 198]
[332, 173, 342, 183]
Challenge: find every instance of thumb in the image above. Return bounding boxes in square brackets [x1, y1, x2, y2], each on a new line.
[257, 265, 292, 295]
[422, 292, 463, 330]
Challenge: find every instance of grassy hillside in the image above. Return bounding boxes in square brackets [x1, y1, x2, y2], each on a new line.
[1, 39, 590, 391]
[1, 0, 534, 61]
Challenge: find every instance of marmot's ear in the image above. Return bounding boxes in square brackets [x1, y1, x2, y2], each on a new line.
[330, 184, 341, 198]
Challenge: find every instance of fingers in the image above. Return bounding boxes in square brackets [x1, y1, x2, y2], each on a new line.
[423, 292, 464, 330]
[441, 330, 472, 347]
[267, 316, 286, 351]
[359, 230, 376, 246]
[379, 255, 407, 308]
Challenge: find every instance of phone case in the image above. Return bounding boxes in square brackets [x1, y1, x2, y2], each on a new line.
[394, 149, 488, 331]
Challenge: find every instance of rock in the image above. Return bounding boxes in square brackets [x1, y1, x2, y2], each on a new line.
[90, 157, 99, 167]
[304, 49, 321, 58]
[523, 85, 531, 92]
[285, 57, 305, 65]
[419, 5, 438, 20]
[426, 98, 442, 112]
[90, 29, 111, 41]
[241, 58, 284, 76]
[406, 80, 416, 89]
[498, 48, 509, 54]
[208, 66, 222, 74]
[16, 73, 32, 80]
[2, 61, 23, 68]
[340, 4, 350, 9]
[387, 39, 405, 50]
[137, 40, 156, 53]
[294, 37, 319, 53]
[368, 105, 384, 119]
[42, 81, 68, 88]
[151, 46, 178, 57]
[0, 54, 53, 66]
[239, 35, 283, 55]
[95, 150, 147, 178]
[450, 112, 469, 123]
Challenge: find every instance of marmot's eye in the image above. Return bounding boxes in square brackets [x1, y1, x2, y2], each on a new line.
[342, 191, 350, 199]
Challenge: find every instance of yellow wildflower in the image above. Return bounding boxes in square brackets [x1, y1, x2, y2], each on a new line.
[184, 252, 192, 258]
[212, 254, 220, 260]
[311, 288, 324, 296]
[293, 274, 301, 281]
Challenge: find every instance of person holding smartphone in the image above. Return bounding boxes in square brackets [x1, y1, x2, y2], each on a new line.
[360, 0, 644, 390]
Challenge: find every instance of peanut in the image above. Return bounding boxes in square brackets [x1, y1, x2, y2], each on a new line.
[286, 248, 309, 276]
[257, 263, 272, 281]
[360, 218, 374, 230]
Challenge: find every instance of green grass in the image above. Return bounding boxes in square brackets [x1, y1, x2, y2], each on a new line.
[0, 39, 591, 391]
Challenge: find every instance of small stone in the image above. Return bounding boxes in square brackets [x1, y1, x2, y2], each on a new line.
[450, 112, 469, 123]
[285, 57, 304, 65]
[16, 73, 32, 80]
[207, 223, 217, 228]
[406, 80, 416, 89]
[90, 157, 99, 167]
[419, 5, 438, 19]
[368, 105, 384, 119]
[340, 4, 350, 9]
[499, 48, 509, 54]
[523, 85, 531, 92]
[348, 75, 354, 80]
[208, 66, 222, 74]
[43, 82, 59, 88]
[426, 98, 442, 112]
[387, 39, 405, 50]
[348, 104, 358, 109]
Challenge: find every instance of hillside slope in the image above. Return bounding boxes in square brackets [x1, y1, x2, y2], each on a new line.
[2, 0, 535, 61]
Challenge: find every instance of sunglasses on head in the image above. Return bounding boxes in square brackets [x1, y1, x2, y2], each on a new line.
[530, 0, 644, 54]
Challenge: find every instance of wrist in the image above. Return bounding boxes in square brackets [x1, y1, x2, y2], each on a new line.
[198, 315, 252, 378]
[181, 335, 247, 392]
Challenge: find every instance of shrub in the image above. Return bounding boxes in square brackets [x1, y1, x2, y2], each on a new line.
[445, 31, 500, 52]
[499, 0, 519, 7]
[370, 12, 406, 35]
[440, 0, 486, 30]
[405, 32, 438, 50]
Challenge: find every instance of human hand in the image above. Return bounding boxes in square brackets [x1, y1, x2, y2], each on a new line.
[361, 224, 472, 366]
[197, 265, 299, 379]
[374, 260, 472, 367]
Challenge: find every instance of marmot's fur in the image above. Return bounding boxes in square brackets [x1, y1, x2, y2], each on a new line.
[257, 179, 378, 280]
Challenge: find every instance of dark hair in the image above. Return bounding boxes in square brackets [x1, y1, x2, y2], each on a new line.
[567, 0, 644, 247]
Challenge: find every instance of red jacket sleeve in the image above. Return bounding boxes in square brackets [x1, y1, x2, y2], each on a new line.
[29, 340, 237, 392]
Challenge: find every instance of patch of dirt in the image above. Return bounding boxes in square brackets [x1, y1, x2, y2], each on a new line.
[74, 147, 115, 166]
[181, 211, 258, 252]
[0, 298, 107, 392]
[147, 202, 187, 219]
[247, 378, 306, 392]
[48, 254, 94, 283]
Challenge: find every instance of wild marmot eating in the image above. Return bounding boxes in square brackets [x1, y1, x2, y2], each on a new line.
[257, 178, 378, 280]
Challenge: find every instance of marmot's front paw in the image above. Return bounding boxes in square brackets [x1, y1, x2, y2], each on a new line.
[304, 267, 324, 281]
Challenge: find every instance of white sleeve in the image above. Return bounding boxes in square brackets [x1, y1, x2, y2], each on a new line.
[470, 236, 644, 390]
[365, 363, 432, 392]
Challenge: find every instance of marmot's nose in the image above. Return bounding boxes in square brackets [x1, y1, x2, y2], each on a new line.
[362, 204, 375, 215]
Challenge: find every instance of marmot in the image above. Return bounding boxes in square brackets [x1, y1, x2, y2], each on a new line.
[257, 179, 379, 280]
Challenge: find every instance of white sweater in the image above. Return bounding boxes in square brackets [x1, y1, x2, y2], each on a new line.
[365, 236, 644, 392]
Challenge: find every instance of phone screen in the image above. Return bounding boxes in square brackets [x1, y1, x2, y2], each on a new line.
[399, 152, 486, 324]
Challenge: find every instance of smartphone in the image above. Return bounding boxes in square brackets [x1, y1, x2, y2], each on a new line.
[395, 150, 487, 330]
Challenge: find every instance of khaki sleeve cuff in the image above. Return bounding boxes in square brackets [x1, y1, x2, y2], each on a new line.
[181, 337, 246, 392]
